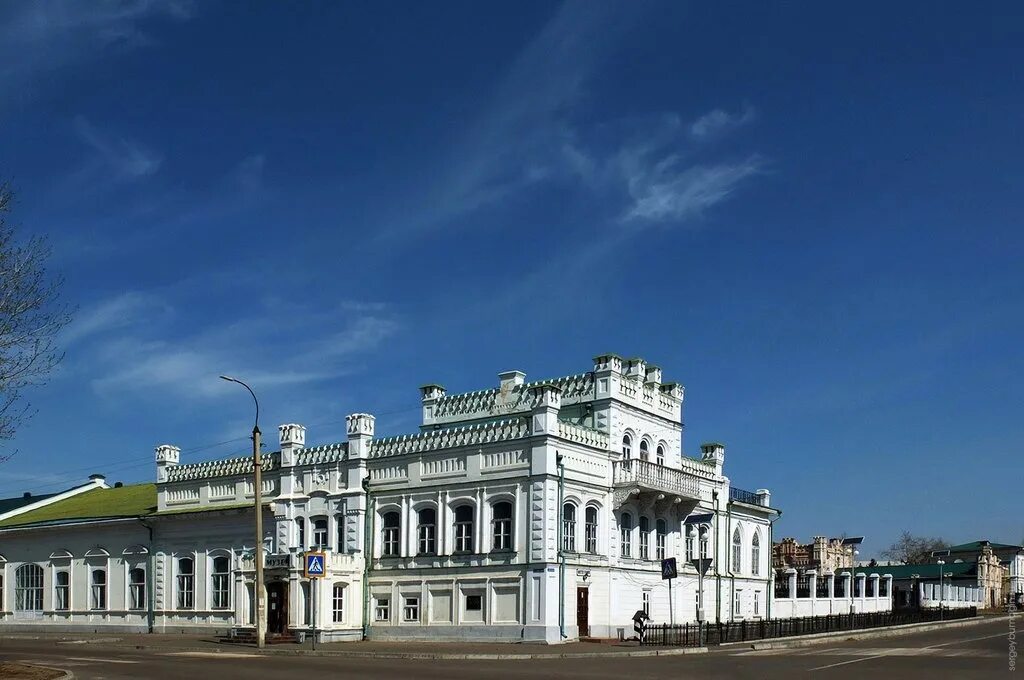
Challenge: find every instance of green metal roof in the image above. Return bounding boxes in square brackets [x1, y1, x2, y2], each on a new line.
[947, 540, 1023, 554]
[0, 484, 156, 529]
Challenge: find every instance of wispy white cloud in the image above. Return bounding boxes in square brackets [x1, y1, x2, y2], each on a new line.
[623, 155, 765, 223]
[61, 291, 171, 346]
[0, 1, 194, 93]
[689, 106, 756, 140]
[376, 3, 763, 239]
[72, 116, 162, 179]
[78, 293, 400, 401]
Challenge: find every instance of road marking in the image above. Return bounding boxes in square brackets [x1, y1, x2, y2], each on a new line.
[65, 656, 140, 664]
[808, 628, 1013, 671]
[163, 651, 261, 659]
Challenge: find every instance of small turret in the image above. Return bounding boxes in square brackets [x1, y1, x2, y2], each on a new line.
[155, 444, 181, 483]
[279, 423, 306, 467]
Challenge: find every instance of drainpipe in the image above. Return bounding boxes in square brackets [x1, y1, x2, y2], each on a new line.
[557, 454, 566, 639]
[727, 501, 734, 622]
[139, 519, 155, 634]
[713, 490, 721, 623]
[362, 478, 373, 641]
[767, 510, 782, 621]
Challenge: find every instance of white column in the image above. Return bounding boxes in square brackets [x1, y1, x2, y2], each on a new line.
[475, 488, 484, 554]
[513, 483, 521, 554]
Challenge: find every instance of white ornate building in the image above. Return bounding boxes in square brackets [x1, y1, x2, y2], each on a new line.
[0, 354, 778, 642]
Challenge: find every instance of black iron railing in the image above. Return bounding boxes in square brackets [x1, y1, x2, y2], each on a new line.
[729, 487, 762, 505]
[640, 607, 977, 647]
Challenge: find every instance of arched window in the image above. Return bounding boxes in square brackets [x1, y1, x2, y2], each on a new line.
[562, 503, 576, 552]
[211, 555, 230, 609]
[454, 505, 474, 553]
[417, 508, 436, 555]
[295, 518, 306, 550]
[312, 518, 329, 549]
[639, 440, 650, 463]
[685, 525, 696, 560]
[55, 569, 71, 611]
[15, 564, 43, 611]
[639, 516, 651, 559]
[732, 527, 742, 573]
[751, 532, 761, 576]
[699, 527, 710, 559]
[332, 583, 346, 623]
[620, 513, 633, 558]
[585, 506, 599, 553]
[622, 435, 632, 459]
[128, 567, 146, 610]
[656, 445, 665, 467]
[381, 511, 400, 557]
[491, 502, 512, 551]
[656, 519, 667, 560]
[177, 557, 195, 609]
[90, 568, 107, 610]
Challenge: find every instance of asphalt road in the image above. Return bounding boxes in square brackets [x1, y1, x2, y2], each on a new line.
[0, 617, 1016, 679]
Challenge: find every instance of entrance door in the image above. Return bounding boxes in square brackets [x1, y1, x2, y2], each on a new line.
[267, 581, 288, 635]
[577, 587, 590, 637]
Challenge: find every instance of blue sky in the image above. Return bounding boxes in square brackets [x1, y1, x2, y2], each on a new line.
[1, 1, 1021, 556]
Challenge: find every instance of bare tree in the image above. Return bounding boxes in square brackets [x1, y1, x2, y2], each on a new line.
[0, 184, 72, 460]
[880, 530, 950, 565]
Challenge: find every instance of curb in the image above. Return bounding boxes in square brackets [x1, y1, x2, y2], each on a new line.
[150, 645, 709, 660]
[721, 615, 993, 651]
[15, 663, 74, 680]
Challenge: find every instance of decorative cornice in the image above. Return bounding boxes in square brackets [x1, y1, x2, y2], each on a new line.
[370, 418, 529, 458]
[165, 452, 280, 482]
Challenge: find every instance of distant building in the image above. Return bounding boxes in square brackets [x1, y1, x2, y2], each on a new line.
[941, 540, 1022, 607]
[773, 536, 861, 573]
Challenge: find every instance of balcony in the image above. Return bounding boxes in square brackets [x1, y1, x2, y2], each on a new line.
[729, 486, 768, 507]
[612, 459, 701, 507]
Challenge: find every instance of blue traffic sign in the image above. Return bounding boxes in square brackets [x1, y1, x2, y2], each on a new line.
[305, 552, 326, 578]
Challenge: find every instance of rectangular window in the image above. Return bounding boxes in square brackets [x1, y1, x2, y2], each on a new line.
[91, 569, 107, 610]
[639, 518, 650, 560]
[336, 514, 345, 553]
[15, 566, 43, 612]
[128, 568, 146, 610]
[686, 534, 695, 560]
[418, 522, 436, 555]
[699, 536, 709, 560]
[656, 521, 667, 561]
[404, 596, 420, 622]
[465, 594, 482, 611]
[296, 519, 306, 550]
[753, 590, 760, 616]
[332, 584, 345, 623]
[375, 597, 390, 621]
[55, 570, 70, 611]
[642, 591, 650, 616]
[733, 589, 742, 617]
[313, 518, 329, 549]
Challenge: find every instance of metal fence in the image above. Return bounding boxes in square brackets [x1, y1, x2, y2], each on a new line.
[640, 607, 977, 647]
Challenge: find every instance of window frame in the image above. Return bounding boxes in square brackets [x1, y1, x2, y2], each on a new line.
[731, 527, 742, 573]
[54, 569, 71, 611]
[751, 531, 761, 576]
[381, 511, 401, 557]
[491, 501, 513, 552]
[312, 517, 329, 550]
[453, 505, 474, 554]
[403, 596, 420, 622]
[417, 507, 437, 556]
[374, 596, 390, 622]
[211, 555, 231, 610]
[128, 566, 146, 611]
[90, 567, 107, 610]
[332, 583, 346, 623]
[639, 516, 651, 560]
[561, 503, 577, 553]
[655, 519, 667, 561]
[584, 505, 599, 554]
[620, 513, 633, 558]
[176, 556, 195, 610]
[15, 564, 44, 612]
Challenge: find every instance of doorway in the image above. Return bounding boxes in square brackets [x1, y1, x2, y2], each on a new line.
[576, 587, 589, 637]
[267, 581, 288, 635]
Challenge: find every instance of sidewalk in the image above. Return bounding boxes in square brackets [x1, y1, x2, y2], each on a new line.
[1, 632, 708, 659]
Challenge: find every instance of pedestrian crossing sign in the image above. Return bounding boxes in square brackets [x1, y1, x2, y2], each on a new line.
[304, 552, 326, 578]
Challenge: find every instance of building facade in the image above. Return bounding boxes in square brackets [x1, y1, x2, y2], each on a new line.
[0, 354, 779, 642]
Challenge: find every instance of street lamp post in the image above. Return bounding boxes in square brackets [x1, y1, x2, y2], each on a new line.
[850, 549, 859, 618]
[937, 559, 945, 620]
[220, 375, 264, 649]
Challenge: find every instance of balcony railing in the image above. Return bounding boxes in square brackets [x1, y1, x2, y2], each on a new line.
[613, 459, 700, 500]
[729, 486, 765, 506]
